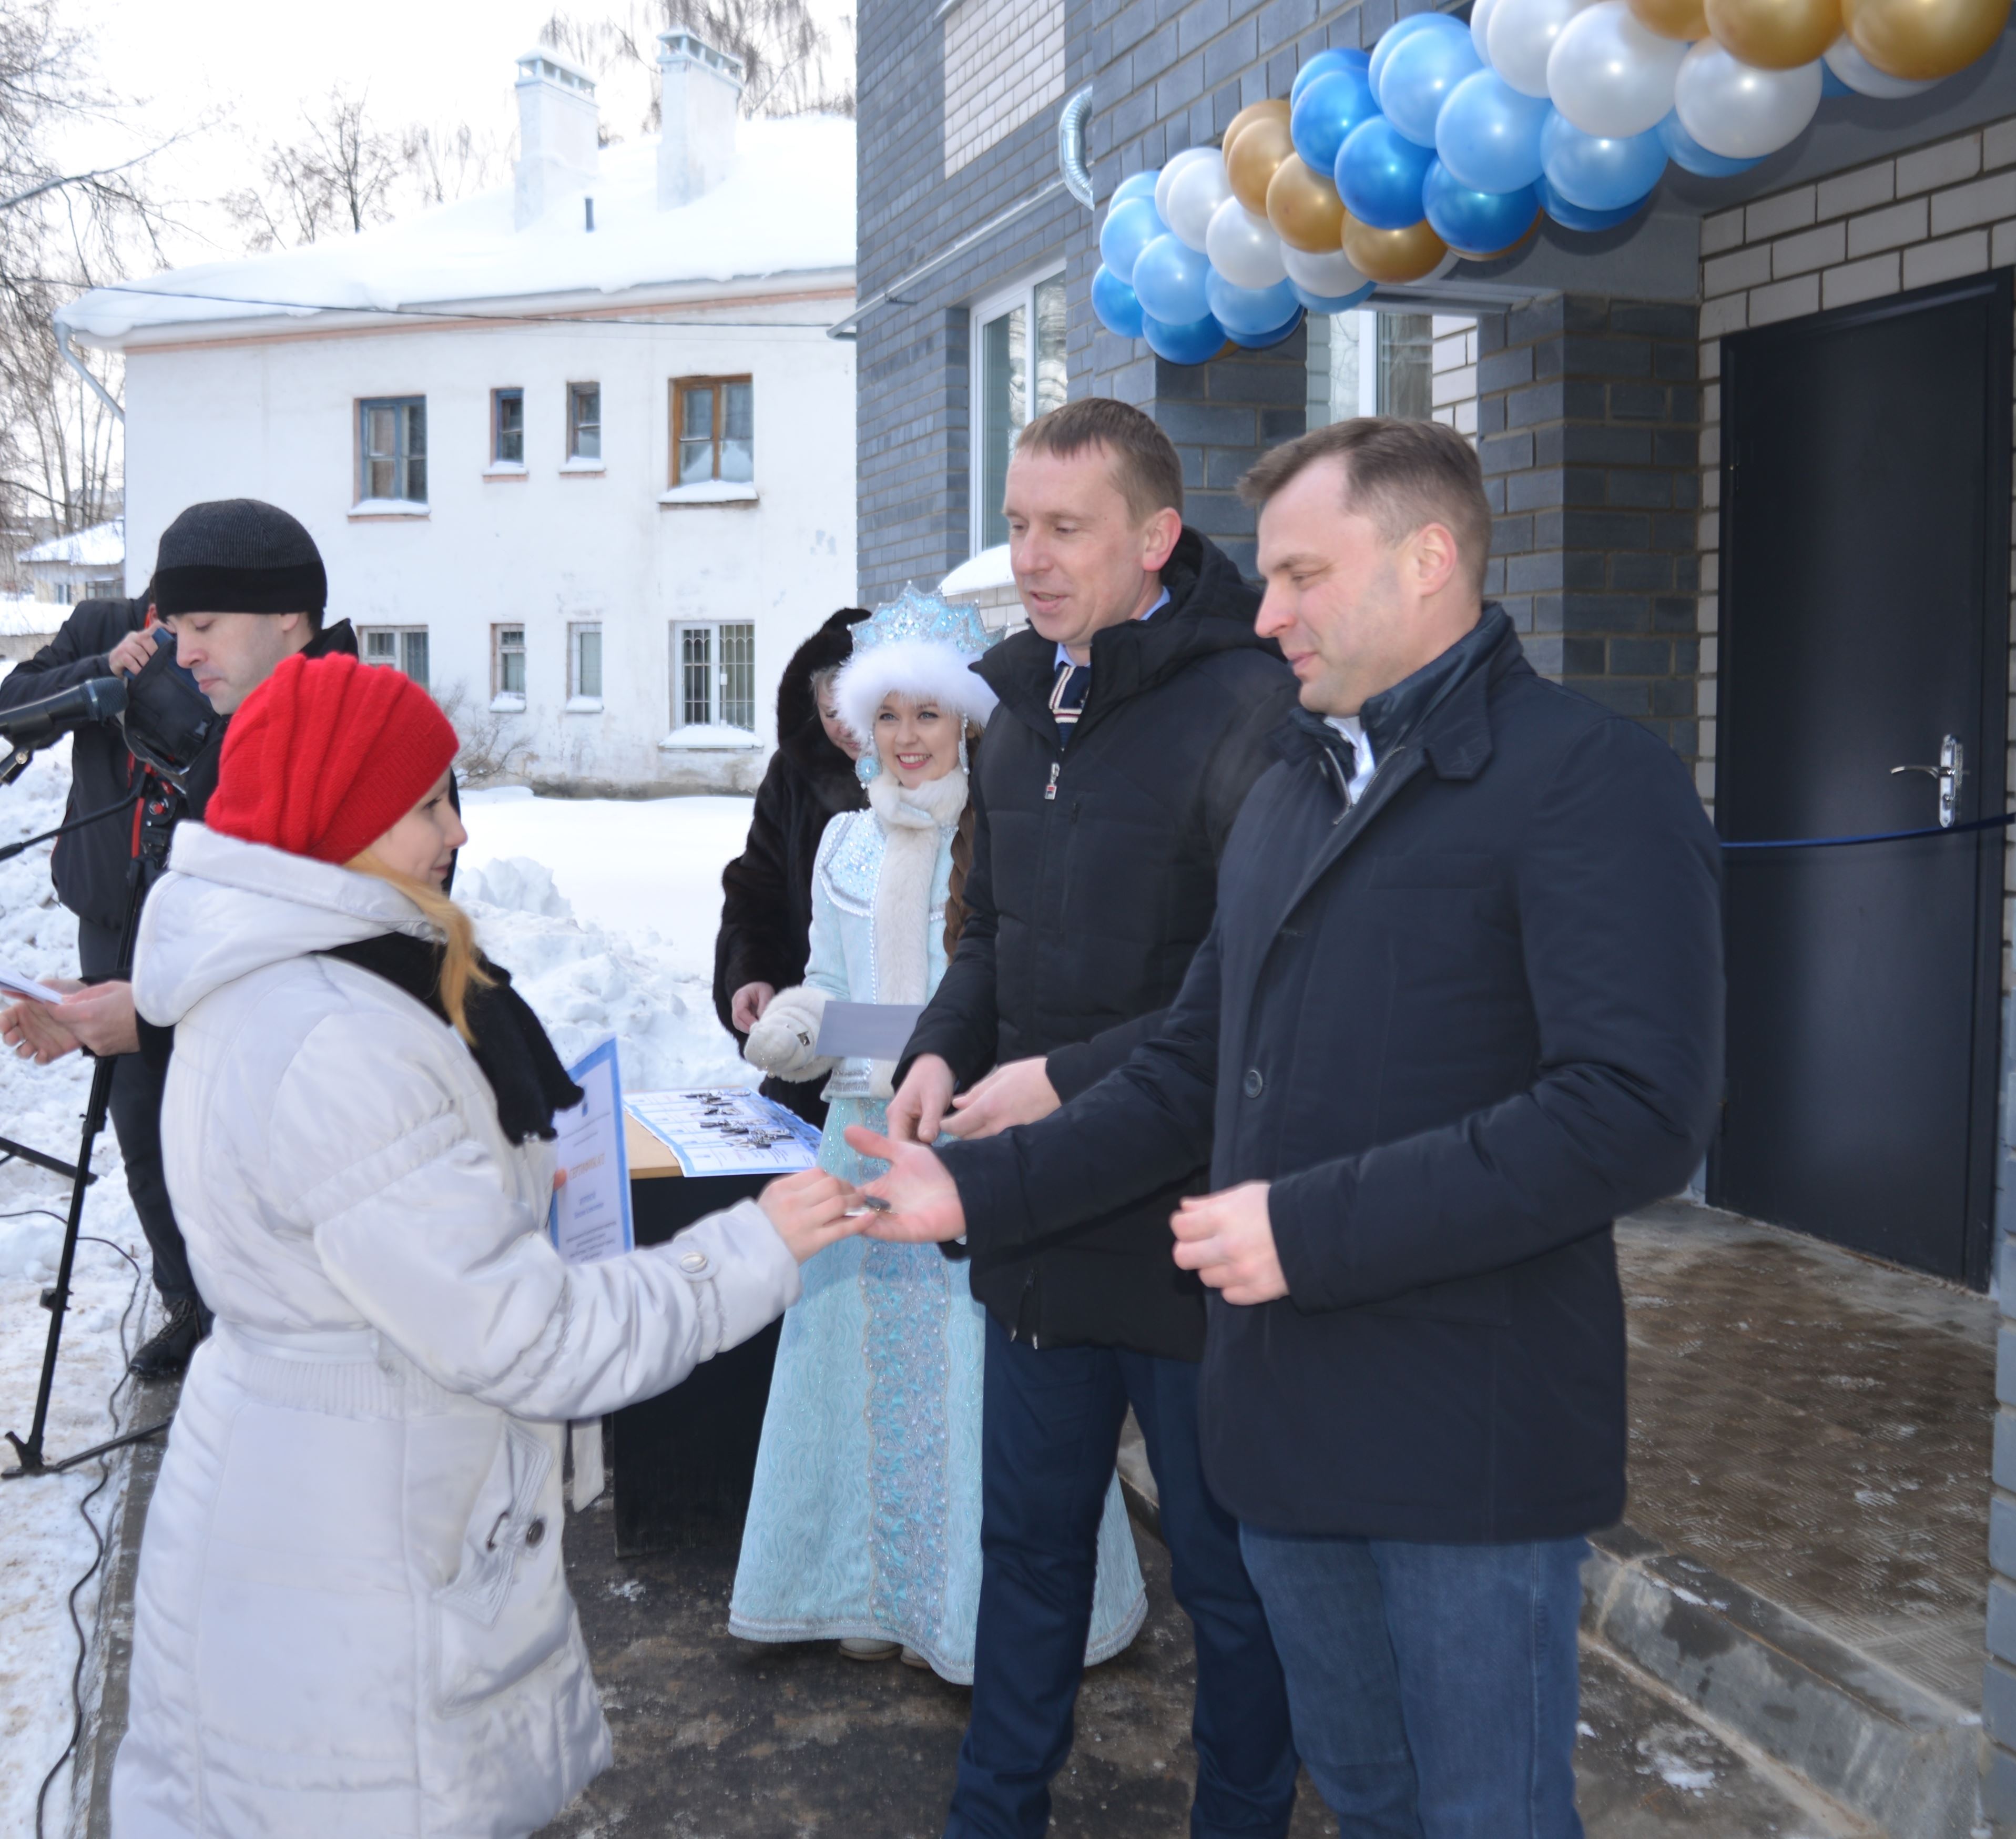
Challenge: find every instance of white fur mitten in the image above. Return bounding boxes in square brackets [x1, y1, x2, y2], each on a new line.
[742, 985, 839, 1082]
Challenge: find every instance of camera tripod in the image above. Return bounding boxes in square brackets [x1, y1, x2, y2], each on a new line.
[1, 770, 175, 1479]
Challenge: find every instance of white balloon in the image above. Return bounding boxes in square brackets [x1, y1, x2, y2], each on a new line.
[1155, 147, 1216, 230]
[1673, 40, 1822, 158]
[1471, 0, 1506, 65]
[1547, 1, 1687, 137]
[1281, 242, 1369, 294]
[1489, 0, 1600, 97]
[1206, 196, 1289, 289]
[1822, 32, 1938, 97]
[1166, 151, 1235, 252]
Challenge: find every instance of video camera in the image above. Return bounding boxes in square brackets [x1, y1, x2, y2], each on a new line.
[0, 635, 219, 794]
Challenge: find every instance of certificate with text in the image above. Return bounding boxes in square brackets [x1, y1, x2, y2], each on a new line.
[547, 1036, 634, 1263]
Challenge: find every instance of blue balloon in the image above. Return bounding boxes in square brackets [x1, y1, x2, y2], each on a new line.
[1131, 232, 1213, 325]
[1540, 113, 1667, 212]
[1820, 62, 1855, 97]
[1291, 65, 1381, 176]
[1291, 47, 1369, 107]
[1378, 18, 1481, 148]
[1337, 116, 1436, 230]
[1291, 278, 1378, 313]
[1110, 169, 1162, 206]
[1206, 269, 1300, 336]
[1141, 311, 1227, 365]
[1368, 13, 1443, 97]
[1097, 196, 1168, 284]
[1535, 173, 1652, 231]
[1435, 69, 1551, 192]
[1092, 264, 1146, 340]
[1227, 308, 1307, 350]
[1655, 111, 1762, 179]
[1422, 161, 1539, 256]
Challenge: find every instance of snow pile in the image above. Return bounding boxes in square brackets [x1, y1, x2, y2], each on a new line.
[60, 119, 854, 344]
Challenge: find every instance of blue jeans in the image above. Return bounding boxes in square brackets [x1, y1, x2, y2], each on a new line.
[946, 1317, 1299, 1839]
[1237, 1527, 1589, 1839]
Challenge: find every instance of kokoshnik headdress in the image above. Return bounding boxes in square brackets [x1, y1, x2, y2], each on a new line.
[831, 584, 1002, 780]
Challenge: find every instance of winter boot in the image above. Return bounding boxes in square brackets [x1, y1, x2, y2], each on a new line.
[130, 1295, 210, 1380]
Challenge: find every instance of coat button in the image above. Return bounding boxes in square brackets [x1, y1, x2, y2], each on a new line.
[525, 1517, 546, 1548]
[1243, 1068, 1265, 1099]
[679, 1249, 709, 1274]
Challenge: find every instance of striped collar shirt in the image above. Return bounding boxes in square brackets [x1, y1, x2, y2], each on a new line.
[1050, 588, 1170, 741]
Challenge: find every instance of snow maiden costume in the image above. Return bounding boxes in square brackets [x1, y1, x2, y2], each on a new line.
[112, 655, 807, 1839]
[730, 591, 1146, 1680]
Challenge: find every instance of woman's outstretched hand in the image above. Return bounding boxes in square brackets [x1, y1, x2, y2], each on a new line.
[841, 1127, 968, 1243]
[758, 1169, 866, 1263]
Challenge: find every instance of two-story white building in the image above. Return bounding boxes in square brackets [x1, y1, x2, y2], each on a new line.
[59, 35, 857, 794]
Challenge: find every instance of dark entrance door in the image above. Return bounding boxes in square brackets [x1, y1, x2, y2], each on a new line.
[1711, 270, 2012, 1287]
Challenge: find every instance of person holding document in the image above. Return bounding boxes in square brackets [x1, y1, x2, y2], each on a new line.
[730, 589, 1146, 1680]
[112, 652, 861, 1839]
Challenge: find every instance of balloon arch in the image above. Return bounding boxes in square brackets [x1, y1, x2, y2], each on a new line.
[1093, 0, 2011, 363]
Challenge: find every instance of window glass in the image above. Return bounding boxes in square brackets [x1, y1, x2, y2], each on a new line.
[497, 626, 526, 696]
[680, 623, 713, 725]
[494, 389, 524, 464]
[679, 383, 716, 484]
[568, 383, 601, 461]
[364, 629, 398, 665]
[719, 622, 755, 729]
[720, 381, 755, 483]
[1377, 313, 1434, 421]
[573, 623, 603, 699]
[1033, 275, 1067, 420]
[979, 304, 1025, 550]
[360, 397, 426, 502]
[401, 630, 430, 689]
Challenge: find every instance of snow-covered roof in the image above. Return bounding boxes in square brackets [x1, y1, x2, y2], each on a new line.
[60, 116, 854, 348]
[0, 599, 68, 636]
[22, 517, 122, 568]
[940, 544, 1014, 596]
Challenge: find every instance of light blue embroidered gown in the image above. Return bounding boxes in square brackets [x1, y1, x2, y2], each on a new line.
[729, 795, 1148, 1681]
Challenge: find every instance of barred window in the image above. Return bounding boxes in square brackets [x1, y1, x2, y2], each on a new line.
[673, 621, 755, 729]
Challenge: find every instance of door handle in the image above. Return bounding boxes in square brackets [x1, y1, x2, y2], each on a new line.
[1891, 735, 1964, 830]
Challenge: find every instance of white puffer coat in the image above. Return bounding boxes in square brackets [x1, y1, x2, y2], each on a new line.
[111, 824, 802, 1839]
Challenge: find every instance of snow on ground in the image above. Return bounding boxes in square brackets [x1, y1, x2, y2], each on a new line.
[0, 758, 759, 1836]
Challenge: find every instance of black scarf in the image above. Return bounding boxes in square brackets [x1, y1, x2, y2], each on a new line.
[321, 932, 584, 1144]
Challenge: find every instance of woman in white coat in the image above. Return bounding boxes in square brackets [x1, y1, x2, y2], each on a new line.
[112, 652, 860, 1839]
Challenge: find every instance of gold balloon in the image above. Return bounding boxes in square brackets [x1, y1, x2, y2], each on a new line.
[1841, 0, 2010, 76]
[1627, 0, 1711, 35]
[1341, 216, 1448, 283]
[1227, 115, 1297, 217]
[1705, 0, 1843, 66]
[1221, 98, 1290, 166]
[1265, 155, 1347, 252]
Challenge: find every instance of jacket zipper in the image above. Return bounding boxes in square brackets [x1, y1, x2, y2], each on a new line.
[1043, 760, 1061, 802]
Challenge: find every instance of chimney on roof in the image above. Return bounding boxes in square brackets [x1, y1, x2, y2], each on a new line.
[514, 46, 600, 230]
[657, 31, 744, 209]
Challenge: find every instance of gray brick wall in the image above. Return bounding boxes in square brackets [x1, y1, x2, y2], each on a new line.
[1475, 295, 1703, 767]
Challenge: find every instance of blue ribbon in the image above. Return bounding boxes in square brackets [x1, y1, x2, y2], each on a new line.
[1721, 811, 2016, 851]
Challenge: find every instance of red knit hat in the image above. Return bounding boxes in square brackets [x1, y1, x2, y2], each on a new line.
[205, 652, 459, 865]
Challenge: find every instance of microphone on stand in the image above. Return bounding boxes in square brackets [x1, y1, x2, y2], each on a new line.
[0, 676, 128, 746]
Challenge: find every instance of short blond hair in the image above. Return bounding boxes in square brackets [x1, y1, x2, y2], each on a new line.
[1239, 418, 1491, 594]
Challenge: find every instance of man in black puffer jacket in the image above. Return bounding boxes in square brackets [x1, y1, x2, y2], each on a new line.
[888, 399, 1302, 1839]
[712, 607, 870, 1126]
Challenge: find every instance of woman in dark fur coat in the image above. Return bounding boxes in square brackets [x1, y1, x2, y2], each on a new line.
[712, 607, 870, 1125]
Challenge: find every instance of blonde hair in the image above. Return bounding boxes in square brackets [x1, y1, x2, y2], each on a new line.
[343, 850, 494, 1044]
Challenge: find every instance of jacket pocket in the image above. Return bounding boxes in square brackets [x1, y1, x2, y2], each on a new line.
[432, 1420, 572, 1713]
[1357, 1272, 1512, 1326]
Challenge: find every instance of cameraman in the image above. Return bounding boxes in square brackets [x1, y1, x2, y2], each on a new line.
[1, 500, 357, 1377]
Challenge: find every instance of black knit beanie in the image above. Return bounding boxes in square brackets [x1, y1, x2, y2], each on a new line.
[148, 499, 328, 625]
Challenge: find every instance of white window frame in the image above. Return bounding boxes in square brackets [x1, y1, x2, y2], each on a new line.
[969, 262, 1067, 556]
[568, 619, 603, 711]
[565, 381, 602, 469]
[359, 624, 430, 688]
[665, 618, 759, 743]
[491, 623, 527, 712]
